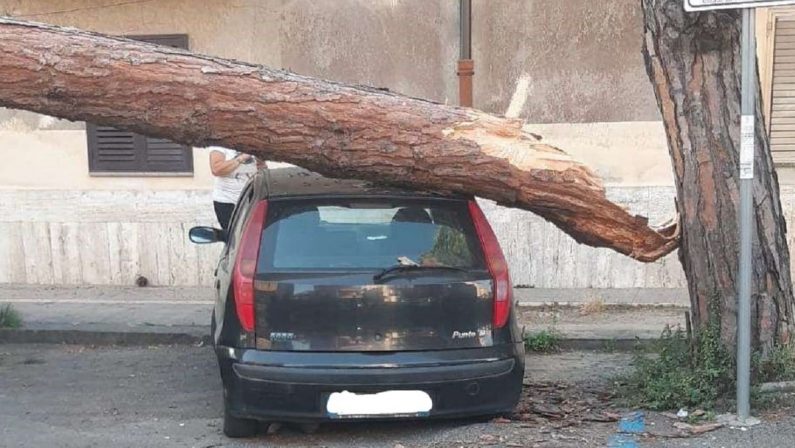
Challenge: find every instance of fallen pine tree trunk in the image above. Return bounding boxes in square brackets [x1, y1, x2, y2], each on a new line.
[0, 17, 678, 261]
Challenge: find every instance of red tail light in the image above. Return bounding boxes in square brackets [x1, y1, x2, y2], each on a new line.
[232, 200, 268, 332]
[468, 200, 512, 329]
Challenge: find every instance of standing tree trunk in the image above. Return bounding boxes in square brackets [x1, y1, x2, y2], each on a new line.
[642, 0, 794, 353]
[0, 17, 679, 262]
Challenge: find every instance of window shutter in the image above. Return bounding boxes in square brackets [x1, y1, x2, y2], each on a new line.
[87, 124, 143, 172]
[770, 18, 795, 165]
[86, 34, 192, 174]
[144, 137, 194, 172]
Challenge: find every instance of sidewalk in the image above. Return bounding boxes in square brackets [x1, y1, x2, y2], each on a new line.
[0, 285, 213, 345]
[0, 285, 688, 347]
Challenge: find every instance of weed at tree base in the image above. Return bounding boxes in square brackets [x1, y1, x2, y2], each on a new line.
[618, 322, 733, 411]
[754, 344, 795, 383]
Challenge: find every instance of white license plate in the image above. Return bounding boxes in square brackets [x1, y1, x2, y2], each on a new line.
[326, 390, 433, 418]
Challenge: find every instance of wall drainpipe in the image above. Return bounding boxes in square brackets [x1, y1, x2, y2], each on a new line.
[457, 0, 473, 107]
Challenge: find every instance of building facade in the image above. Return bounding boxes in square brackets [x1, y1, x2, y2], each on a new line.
[0, 0, 792, 293]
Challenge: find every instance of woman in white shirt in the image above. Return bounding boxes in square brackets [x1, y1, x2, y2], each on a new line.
[209, 147, 263, 230]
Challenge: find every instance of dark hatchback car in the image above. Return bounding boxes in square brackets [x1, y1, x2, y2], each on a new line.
[190, 167, 525, 437]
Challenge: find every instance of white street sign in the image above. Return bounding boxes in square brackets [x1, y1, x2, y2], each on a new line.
[685, 0, 795, 10]
[740, 115, 755, 179]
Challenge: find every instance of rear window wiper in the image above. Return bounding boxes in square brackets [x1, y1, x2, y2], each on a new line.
[373, 264, 469, 282]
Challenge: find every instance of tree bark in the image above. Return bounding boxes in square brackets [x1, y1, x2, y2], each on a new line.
[641, 0, 794, 352]
[0, 17, 678, 262]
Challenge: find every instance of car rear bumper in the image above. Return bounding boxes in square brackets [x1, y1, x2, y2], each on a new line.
[216, 344, 525, 422]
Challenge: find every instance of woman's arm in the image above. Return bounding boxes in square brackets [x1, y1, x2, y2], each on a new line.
[210, 150, 250, 176]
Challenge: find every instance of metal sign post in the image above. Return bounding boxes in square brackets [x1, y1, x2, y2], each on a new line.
[684, 0, 795, 424]
[737, 7, 755, 422]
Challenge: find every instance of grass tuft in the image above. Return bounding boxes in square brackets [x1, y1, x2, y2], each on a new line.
[0, 304, 22, 329]
[524, 328, 562, 353]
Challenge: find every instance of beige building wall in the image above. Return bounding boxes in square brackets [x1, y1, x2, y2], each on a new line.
[1, 0, 672, 190]
[473, 0, 661, 124]
[2, 0, 788, 189]
[0, 113, 215, 190]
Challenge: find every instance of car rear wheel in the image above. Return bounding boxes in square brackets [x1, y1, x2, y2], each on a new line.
[223, 406, 259, 438]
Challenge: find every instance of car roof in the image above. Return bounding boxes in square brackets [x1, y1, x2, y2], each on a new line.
[256, 165, 469, 200]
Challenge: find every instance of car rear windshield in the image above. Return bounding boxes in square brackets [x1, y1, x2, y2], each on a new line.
[257, 198, 486, 271]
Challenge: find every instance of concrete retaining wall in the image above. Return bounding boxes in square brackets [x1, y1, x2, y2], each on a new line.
[0, 190, 222, 286]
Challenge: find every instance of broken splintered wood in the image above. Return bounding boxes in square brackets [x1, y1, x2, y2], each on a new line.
[0, 17, 679, 261]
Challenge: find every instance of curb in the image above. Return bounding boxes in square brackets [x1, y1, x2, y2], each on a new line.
[0, 328, 212, 347]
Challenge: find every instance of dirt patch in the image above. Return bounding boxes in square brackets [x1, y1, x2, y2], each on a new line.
[526, 351, 634, 385]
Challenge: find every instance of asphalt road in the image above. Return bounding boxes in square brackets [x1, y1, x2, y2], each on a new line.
[1, 344, 793, 448]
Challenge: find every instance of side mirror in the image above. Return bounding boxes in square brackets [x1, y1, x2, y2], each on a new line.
[189, 226, 226, 244]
